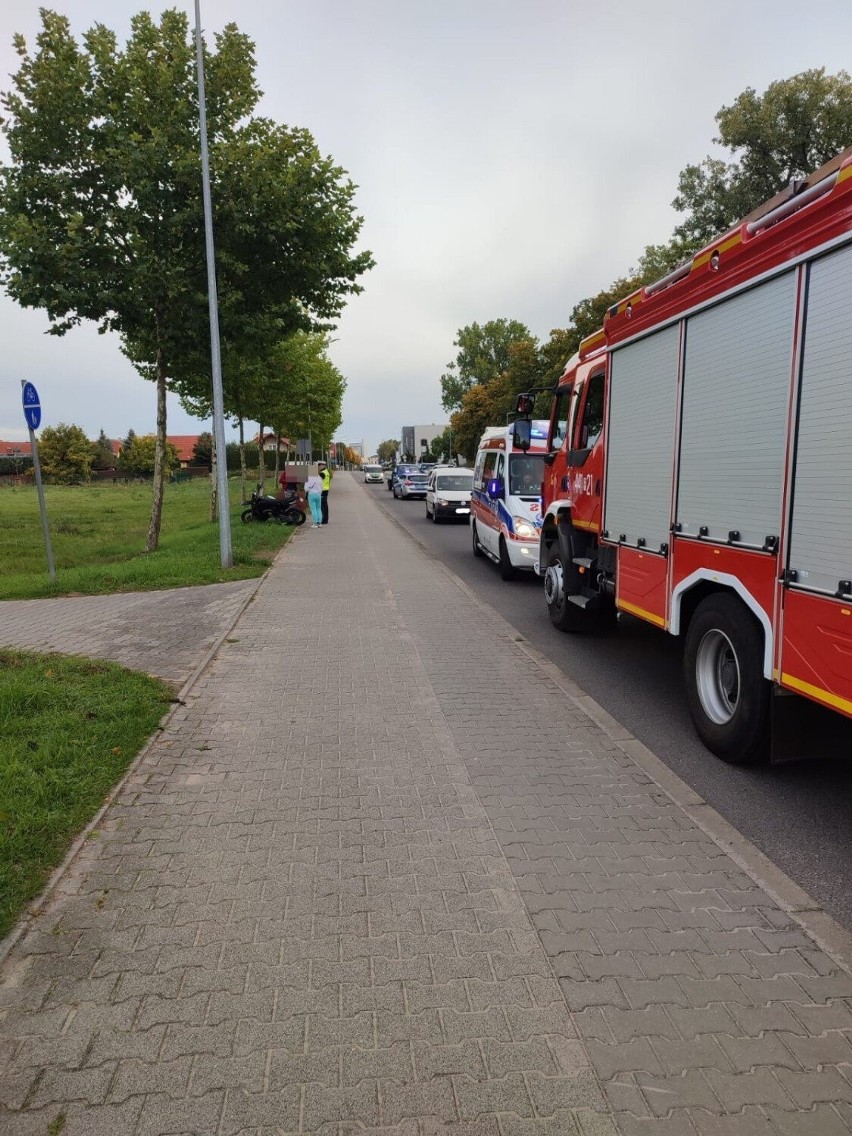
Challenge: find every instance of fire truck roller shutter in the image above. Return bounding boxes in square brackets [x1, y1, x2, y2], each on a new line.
[604, 324, 680, 552]
[787, 241, 852, 596]
[677, 270, 797, 549]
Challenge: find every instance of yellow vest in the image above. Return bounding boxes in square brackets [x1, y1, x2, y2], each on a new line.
[320, 468, 331, 490]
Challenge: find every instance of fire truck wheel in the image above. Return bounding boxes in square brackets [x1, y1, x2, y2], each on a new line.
[498, 538, 517, 581]
[472, 521, 483, 558]
[543, 541, 587, 631]
[683, 594, 770, 765]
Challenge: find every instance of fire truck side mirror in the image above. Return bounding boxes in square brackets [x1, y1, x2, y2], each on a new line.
[512, 418, 532, 451]
[515, 392, 535, 416]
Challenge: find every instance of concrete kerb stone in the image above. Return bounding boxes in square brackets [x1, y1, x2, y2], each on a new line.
[0, 560, 271, 970]
[363, 480, 852, 978]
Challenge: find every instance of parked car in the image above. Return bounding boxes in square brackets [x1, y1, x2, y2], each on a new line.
[363, 463, 384, 484]
[389, 463, 418, 493]
[426, 467, 474, 522]
[394, 468, 430, 499]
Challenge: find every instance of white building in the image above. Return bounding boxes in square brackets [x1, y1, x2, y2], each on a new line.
[401, 423, 448, 460]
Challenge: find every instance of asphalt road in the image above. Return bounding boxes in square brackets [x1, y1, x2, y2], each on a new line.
[367, 476, 852, 931]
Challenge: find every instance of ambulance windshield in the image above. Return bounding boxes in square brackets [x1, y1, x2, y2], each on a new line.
[509, 454, 543, 496]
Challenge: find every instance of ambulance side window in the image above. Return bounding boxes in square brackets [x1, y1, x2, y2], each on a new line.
[495, 453, 505, 487]
[473, 450, 486, 488]
[482, 452, 498, 484]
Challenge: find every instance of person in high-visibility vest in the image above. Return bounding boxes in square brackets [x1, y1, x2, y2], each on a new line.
[317, 460, 332, 525]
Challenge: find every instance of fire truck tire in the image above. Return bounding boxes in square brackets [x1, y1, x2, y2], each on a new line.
[498, 538, 517, 581]
[544, 540, 587, 631]
[472, 521, 484, 558]
[683, 594, 770, 765]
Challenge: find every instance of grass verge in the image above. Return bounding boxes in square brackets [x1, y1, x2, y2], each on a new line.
[0, 478, 296, 599]
[0, 650, 172, 940]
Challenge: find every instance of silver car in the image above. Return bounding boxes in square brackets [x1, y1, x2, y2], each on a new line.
[394, 470, 430, 499]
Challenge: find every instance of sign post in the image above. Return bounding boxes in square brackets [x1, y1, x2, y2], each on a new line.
[21, 380, 56, 583]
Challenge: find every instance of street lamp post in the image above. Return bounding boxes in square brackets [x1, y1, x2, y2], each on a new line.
[194, 0, 232, 568]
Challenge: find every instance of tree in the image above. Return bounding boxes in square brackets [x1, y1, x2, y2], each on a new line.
[120, 434, 180, 478]
[377, 439, 398, 464]
[440, 318, 532, 412]
[39, 423, 93, 483]
[91, 428, 115, 470]
[0, 9, 373, 553]
[192, 432, 214, 469]
[672, 69, 852, 249]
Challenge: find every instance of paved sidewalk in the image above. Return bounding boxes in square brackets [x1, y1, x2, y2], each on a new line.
[0, 581, 256, 687]
[0, 474, 850, 1135]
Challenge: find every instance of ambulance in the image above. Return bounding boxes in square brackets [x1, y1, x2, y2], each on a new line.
[470, 421, 548, 579]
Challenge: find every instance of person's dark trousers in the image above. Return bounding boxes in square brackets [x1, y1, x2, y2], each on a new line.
[321, 490, 329, 524]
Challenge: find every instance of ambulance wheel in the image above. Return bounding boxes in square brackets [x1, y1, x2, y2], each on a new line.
[498, 538, 517, 581]
[471, 521, 483, 558]
[683, 594, 770, 765]
[543, 540, 586, 631]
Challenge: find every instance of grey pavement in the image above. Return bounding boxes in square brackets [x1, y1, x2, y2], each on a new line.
[0, 580, 256, 687]
[0, 473, 850, 1135]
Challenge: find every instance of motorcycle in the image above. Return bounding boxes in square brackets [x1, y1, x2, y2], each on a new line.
[241, 484, 306, 525]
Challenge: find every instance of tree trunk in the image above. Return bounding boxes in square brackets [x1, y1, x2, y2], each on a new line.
[145, 347, 168, 553]
[238, 416, 247, 502]
[257, 421, 266, 492]
[274, 434, 280, 485]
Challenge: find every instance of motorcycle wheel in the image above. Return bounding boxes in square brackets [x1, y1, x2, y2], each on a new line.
[241, 509, 254, 523]
[282, 509, 306, 526]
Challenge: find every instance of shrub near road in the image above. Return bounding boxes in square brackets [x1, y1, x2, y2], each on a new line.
[0, 479, 294, 600]
[0, 650, 171, 940]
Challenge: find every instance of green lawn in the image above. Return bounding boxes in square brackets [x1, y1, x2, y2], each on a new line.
[0, 478, 296, 599]
[0, 650, 172, 939]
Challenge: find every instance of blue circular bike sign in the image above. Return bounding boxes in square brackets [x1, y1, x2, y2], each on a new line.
[22, 382, 41, 431]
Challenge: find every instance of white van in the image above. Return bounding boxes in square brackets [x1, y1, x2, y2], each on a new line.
[470, 421, 548, 579]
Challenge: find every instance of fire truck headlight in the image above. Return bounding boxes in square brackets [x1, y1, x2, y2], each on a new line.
[513, 517, 537, 540]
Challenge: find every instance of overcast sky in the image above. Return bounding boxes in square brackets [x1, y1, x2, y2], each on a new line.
[1, 1, 851, 454]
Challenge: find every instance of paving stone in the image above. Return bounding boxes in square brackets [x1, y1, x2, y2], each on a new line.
[1, 475, 850, 1135]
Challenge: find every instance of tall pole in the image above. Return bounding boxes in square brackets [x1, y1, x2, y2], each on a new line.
[194, 0, 232, 568]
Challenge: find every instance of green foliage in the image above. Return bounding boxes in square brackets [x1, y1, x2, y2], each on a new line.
[377, 439, 398, 463]
[0, 649, 171, 938]
[193, 431, 213, 469]
[440, 318, 533, 412]
[90, 429, 116, 471]
[38, 422, 93, 483]
[119, 434, 180, 477]
[0, 8, 373, 550]
[672, 69, 852, 249]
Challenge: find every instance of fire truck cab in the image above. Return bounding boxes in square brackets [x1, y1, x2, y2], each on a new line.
[527, 147, 852, 765]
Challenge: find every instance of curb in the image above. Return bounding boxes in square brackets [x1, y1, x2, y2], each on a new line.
[363, 479, 852, 975]
[0, 565, 272, 970]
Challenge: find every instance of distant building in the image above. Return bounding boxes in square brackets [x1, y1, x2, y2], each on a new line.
[401, 424, 448, 460]
[0, 440, 33, 457]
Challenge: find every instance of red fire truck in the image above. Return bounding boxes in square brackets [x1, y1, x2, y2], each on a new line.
[517, 147, 852, 764]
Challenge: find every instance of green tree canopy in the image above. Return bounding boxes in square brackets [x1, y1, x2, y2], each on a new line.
[0, 8, 372, 550]
[39, 422, 93, 483]
[90, 428, 116, 471]
[672, 69, 852, 250]
[377, 439, 398, 463]
[440, 318, 532, 412]
[119, 434, 180, 477]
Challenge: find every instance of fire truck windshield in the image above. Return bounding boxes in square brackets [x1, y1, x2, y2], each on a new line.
[509, 454, 543, 496]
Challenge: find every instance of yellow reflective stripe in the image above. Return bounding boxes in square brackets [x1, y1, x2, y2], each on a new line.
[572, 518, 600, 532]
[780, 672, 852, 716]
[616, 599, 666, 629]
[692, 231, 743, 269]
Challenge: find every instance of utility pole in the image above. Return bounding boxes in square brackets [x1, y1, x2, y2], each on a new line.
[194, 0, 232, 567]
